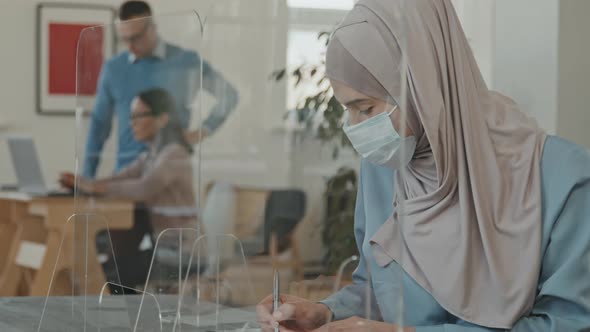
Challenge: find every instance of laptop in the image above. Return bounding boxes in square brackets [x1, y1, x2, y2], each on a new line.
[6, 135, 72, 196]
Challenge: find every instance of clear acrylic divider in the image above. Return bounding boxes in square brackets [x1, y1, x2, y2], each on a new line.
[393, 1, 409, 330]
[332, 255, 359, 293]
[36, 0, 415, 330]
[97, 282, 162, 332]
[37, 213, 128, 331]
[74, 11, 205, 180]
[170, 234, 258, 331]
[140, 228, 201, 330]
[39, 10, 204, 332]
[194, 0, 398, 330]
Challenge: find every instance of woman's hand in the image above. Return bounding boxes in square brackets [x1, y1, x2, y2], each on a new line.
[312, 316, 414, 332]
[257, 293, 333, 332]
[59, 172, 106, 195]
[59, 172, 76, 189]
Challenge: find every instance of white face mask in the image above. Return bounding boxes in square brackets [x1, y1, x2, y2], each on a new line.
[343, 106, 416, 169]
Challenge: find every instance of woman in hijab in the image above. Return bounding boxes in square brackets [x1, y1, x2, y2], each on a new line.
[257, 0, 590, 331]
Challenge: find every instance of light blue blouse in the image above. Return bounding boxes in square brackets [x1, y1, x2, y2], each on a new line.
[321, 136, 590, 331]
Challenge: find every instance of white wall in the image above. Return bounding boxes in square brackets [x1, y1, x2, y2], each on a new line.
[557, 0, 590, 148]
[490, 0, 590, 147]
[452, 0, 495, 87]
[493, 0, 561, 133]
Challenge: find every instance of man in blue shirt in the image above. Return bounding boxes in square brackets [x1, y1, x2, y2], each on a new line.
[83, 0, 238, 177]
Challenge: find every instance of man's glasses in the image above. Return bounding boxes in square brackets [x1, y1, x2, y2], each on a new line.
[119, 21, 151, 44]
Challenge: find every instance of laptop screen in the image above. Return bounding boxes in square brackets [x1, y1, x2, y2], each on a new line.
[6, 136, 47, 193]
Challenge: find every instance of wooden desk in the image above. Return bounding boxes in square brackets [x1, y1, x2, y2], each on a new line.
[0, 193, 133, 297]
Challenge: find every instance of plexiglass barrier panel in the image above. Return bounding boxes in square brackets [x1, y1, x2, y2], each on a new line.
[74, 11, 204, 291]
[37, 213, 127, 331]
[141, 228, 201, 327]
[75, 11, 205, 180]
[172, 234, 258, 331]
[39, 11, 205, 332]
[40, 0, 415, 330]
[98, 283, 162, 332]
[180, 0, 406, 330]
[195, 0, 409, 329]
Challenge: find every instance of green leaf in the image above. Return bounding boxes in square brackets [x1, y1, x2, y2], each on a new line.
[271, 69, 286, 81]
[293, 68, 302, 86]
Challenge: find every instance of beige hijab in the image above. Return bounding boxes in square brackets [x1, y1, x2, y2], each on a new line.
[326, 0, 546, 328]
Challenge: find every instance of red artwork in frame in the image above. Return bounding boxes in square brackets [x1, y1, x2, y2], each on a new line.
[48, 23, 103, 96]
[37, 3, 115, 115]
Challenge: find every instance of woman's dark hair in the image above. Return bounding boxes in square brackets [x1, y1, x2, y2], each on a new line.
[137, 88, 193, 154]
[119, 1, 152, 21]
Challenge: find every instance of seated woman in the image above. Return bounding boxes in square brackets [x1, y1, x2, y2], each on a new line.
[257, 0, 590, 331]
[61, 87, 198, 289]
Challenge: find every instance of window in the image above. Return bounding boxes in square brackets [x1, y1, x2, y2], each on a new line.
[286, 30, 328, 110]
[286, 2, 354, 111]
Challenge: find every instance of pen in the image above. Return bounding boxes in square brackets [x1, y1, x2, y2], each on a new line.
[273, 269, 280, 332]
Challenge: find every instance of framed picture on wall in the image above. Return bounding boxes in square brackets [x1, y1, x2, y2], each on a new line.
[36, 3, 116, 116]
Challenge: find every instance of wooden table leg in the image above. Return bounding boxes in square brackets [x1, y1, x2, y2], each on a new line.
[0, 199, 46, 296]
[0, 222, 23, 296]
[27, 200, 133, 297]
[29, 230, 69, 296]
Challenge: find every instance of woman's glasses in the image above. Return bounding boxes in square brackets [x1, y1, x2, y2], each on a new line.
[130, 112, 155, 121]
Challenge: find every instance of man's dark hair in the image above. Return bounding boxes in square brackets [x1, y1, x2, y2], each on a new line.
[118, 1, 152, 21]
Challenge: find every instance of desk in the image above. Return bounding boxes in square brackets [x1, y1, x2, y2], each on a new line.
[0, 193, 133, 297]
[0, 295, 163, 332]
[0, 296, 259, 332]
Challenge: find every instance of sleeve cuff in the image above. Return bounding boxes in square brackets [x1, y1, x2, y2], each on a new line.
[318, 297, 358, 322]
